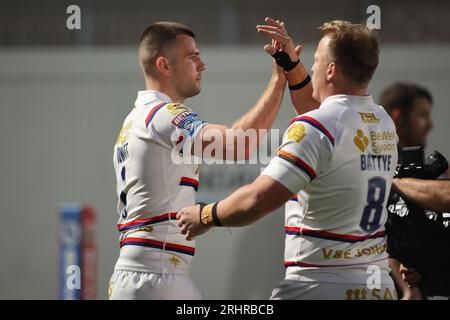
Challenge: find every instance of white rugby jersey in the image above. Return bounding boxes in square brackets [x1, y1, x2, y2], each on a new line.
[262, 94, 398, 283]
[112, 90, 207, 274]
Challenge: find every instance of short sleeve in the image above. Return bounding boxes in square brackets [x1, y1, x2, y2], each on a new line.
[261, 115, 334, 194]
[145, 102, 208, 152]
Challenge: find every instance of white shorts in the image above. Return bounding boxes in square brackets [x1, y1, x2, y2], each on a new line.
[270, 280, 398, 300]
[108, 270, 202, 300]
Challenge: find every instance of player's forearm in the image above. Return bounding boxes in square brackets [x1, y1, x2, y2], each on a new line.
[207, 176, 291, 227]
[393, 178, 450, 212]
[213, 183, 268, 227]
[286, 64, 319, 115]
[231, 76, 286, 132]
[197, 73, 286, 161]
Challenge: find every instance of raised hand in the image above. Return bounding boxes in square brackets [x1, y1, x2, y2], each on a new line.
[257, 17, 302, 62]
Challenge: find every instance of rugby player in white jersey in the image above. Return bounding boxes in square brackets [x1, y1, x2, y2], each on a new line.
[177, 20, 399, 300]
[108, 21, 294, 300]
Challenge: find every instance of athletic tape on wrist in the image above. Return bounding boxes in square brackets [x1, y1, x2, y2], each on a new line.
[271, 51, 299, 72]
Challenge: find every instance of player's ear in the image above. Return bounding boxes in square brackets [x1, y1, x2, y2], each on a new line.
[326, 62, 335, 82]
[155, 56, 172, 77]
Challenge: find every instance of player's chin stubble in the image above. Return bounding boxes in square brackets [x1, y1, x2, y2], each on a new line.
[189, 82, 201, 97]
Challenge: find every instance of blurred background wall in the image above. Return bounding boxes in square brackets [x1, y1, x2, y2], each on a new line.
[0, 0, 449, 299]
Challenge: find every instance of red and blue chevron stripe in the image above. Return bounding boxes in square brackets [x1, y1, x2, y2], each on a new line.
[179, 177, 199, 192]
[284, 257, 388, 268]
[289, 194, 299, 202]
[277, 150, 316, 180]
[289, 115, 335, 146]
[284, 226, 385, 243]
[120, 237, 195, 256]
[145, 102, 167, 127]
[117, 212, 177, 232]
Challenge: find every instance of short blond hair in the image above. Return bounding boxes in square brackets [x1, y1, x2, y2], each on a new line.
[319, 20, 379, 86]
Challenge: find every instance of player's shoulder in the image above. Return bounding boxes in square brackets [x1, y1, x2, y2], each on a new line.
[163, 102, 193, 115]
[374, 103, 396, 126]
[288, 108, 338, 146]
[143, 101, 195, 128]
[143, 101, 193, 115]
[355, 102, 397, 133]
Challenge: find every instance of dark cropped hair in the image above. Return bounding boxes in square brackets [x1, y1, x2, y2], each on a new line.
[139, 21, 195, 76]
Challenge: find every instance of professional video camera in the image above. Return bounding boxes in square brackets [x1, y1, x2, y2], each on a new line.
[386, 146, 449, 297]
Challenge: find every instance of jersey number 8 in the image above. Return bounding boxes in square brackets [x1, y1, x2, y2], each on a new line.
[360, 177, 386, 232]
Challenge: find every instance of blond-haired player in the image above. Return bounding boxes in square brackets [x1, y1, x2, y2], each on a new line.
[178, 20, 399, 300]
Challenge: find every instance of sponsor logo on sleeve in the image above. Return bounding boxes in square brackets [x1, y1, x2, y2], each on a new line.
[287, 123, 306, 143]
[176, 113, 206, 136]
[171, 111, 191, 126]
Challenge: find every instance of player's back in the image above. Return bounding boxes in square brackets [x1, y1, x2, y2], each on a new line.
[282, 94, 398, 284]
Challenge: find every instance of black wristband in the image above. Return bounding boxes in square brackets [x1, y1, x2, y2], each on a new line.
[211, 201, 223, 227]
[288, 74, 311, 91]
[271, 51, 299, 72]
[197, 202, 207, 226]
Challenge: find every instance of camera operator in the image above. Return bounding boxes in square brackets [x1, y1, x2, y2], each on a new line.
[380, 82, 450, 299]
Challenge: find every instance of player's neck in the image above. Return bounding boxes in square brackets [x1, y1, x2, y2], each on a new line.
[321, 84, 367, 102]
[144, 79, 185, 104]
